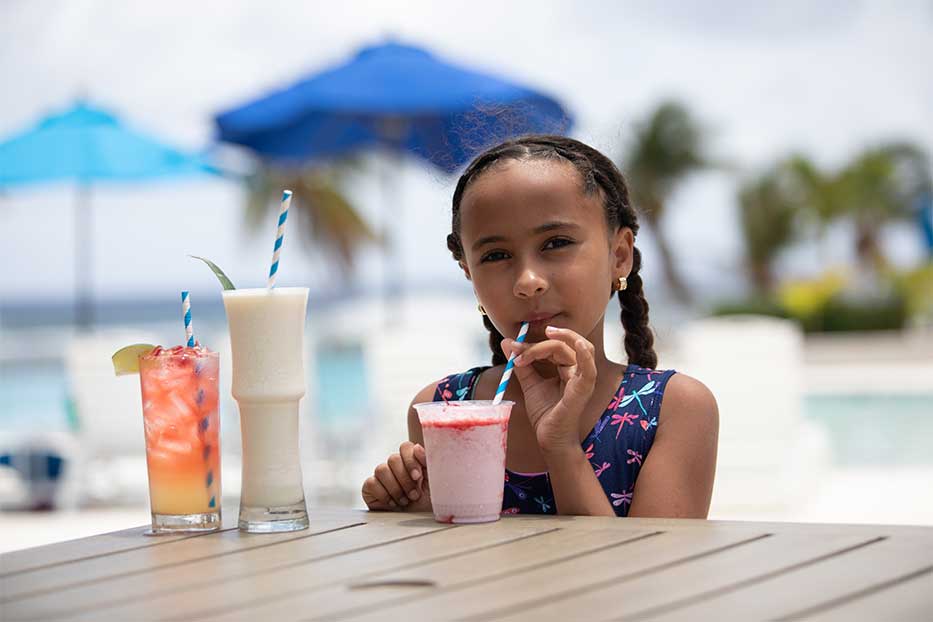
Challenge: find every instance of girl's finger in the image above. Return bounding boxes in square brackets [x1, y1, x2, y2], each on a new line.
[400, 442, 425, 481]
[374, 462, 408, 507]
[412, 443, 427, 470]
[390, 451, 420, 501]
[514, 339, 577, 368]
[500, 337, 526, 359]
[362, 476, 396, 510]
[543, 325, 588, 347]
[564, 336, 598, 397]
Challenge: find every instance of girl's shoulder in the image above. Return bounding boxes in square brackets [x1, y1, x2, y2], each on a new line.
[408, 366, 494, 422]
[654, 370, 718, 435]
[619, 363, 677, 404]
[432, 366, 494, 402]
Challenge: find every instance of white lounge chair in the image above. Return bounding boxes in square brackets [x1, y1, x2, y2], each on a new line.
[674, 315, 831, 521]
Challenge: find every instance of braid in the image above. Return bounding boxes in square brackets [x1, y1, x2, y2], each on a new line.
[447, 230, 507, 365]
[618, 247, 657, 368]
[451, 134, 659, 369]
[483, 316, 508, 366]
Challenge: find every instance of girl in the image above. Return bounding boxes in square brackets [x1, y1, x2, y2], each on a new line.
[362, 135, 718, 517]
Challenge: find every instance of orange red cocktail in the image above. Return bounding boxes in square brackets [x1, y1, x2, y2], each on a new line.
[138, 345, 221, 532]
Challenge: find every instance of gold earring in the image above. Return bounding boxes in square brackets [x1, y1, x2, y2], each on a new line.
[616, 276, 628, 292]
[478, 303, 487, 315]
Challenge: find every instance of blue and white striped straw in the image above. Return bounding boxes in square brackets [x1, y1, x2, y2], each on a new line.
[181, 291, 195, 347]
[267, 190, 292, 289]
[493, 322, 529, 405]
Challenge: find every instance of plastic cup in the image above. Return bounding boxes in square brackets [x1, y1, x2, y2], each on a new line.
[413, 400, 513, 524]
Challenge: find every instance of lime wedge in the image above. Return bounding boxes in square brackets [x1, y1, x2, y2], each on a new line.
[112, 343, 156, 376]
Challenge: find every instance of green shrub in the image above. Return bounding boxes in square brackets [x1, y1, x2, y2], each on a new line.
[817, 294, 908, 332]
[711, 292, 908, 332]
[709, 298, 788, 319]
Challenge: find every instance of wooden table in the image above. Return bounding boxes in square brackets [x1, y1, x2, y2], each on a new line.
[2, 507, 931, 621]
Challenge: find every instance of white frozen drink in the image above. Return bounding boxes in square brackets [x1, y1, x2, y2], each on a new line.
[222, 287, 309, 532]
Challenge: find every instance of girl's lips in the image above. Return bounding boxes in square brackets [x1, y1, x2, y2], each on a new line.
[524, 313, 560, 326]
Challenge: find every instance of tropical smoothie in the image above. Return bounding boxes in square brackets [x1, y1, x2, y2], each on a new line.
[414, 400, 513, 524]
[222, 287, 309, 532]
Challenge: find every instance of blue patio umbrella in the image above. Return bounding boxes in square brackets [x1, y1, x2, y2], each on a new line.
[215, 41, 572, 307]
[214, 41, 573, 172]
[0, 100, 217, 327]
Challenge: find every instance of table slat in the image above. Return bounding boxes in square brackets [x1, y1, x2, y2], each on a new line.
[795, 567, 933, 621]
[0, 513, 363, 602]
[4, 515, 454, 621]
[204, 523, 656, 622]
[0, 506, 368, 578]
[52, 517, 563, 622]
[485, 531, 879, 622]
[639, 536, 933, 621]
[285, 525, 768, 621]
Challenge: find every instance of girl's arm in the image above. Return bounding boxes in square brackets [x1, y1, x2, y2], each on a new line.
[628, 373, 719, 518]
[543, 447, 616, 516]
[505, 327, 615, 516]
[406, 383, 433, 447]
[361, 384, 435, 512]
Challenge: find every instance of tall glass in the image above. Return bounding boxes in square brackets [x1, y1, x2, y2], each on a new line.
[222, 287, 310, 533]
[138, 345, 221, 533]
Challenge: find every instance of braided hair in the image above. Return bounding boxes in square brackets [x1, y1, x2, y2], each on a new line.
[447, 135, 657, 369]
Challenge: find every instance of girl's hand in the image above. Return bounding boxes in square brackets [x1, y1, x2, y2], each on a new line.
[362, 442, 432, 512]
[501, 326, 598, 455]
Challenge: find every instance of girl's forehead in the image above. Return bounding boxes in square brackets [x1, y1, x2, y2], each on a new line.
[459, 159, 603, 234]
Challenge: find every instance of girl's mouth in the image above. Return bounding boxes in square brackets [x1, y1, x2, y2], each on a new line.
[523, 313, 561, 330]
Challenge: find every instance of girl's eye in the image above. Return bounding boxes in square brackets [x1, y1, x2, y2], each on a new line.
[480, 250, 510, 263]
[543, 237, 574, 251]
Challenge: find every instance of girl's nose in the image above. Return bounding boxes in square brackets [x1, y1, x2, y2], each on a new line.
[513, 266, 548, 299]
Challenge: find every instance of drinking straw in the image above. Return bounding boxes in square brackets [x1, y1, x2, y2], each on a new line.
[493, 322, 529, 405]
[181, 291, 195, 347]
[267, 190, 292, 289]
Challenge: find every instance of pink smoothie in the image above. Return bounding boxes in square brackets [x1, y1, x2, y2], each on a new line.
[414, 400, 513, 524]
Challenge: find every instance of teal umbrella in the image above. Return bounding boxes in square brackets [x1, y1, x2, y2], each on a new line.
[0, 100, 217, 327]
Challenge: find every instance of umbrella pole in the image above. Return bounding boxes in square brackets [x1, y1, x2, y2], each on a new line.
[380, 153, 402, 326]
[75, 184, 93, 330]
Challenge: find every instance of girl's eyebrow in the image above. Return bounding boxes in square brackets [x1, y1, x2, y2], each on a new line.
[471, 221, 580, 252]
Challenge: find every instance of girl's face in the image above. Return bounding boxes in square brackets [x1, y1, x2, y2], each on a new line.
[458, 159, 633, 344]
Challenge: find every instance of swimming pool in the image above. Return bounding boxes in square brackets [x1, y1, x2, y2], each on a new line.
[2, 353, 931, 467]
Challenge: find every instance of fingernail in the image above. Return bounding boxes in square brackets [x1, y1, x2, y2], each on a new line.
[408, 489, 420, 501]
[545, 325, 557, 333]
[514, 355, 524, 365]
[411, 468, 421, 480]
[399, 497, 409, 506]
[388, 500, 397, 508]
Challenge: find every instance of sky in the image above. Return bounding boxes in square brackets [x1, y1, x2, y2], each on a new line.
[1, 0, 932, 308]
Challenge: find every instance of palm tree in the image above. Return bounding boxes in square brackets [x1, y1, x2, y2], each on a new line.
[785, 144, 931, 272]
[836, 143, 931, 271]
[244, 161, 380, 274]
[737, 163, 801, 293]
[620, 101, 713, 304]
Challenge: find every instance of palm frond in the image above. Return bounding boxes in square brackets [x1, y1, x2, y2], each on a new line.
[622, 100, 711, 219]
[244, 160, 380, 273]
